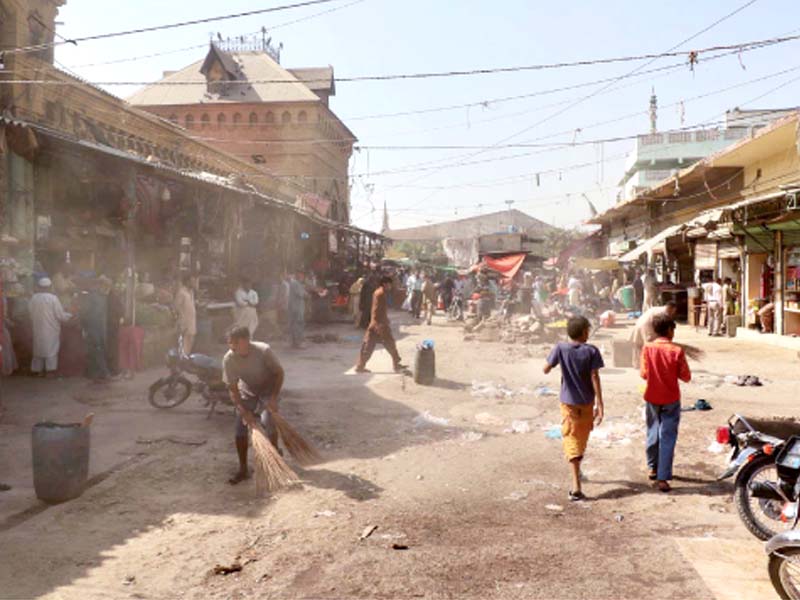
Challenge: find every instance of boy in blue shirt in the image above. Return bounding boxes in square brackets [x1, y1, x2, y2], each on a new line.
[543, 316, 605, 501]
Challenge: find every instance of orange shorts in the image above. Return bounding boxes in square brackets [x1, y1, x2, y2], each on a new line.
[561, 403, 594, 461]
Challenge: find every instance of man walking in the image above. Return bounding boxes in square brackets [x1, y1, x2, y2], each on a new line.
[174, 274, 196, 355]
[640, 314, 692, 492]
[233, 277, 260, 338]
[642, 269, 658, 312]
[410, 271, 423, 319]
[80, 277, 112, 383]
[630, 301, 678, 368]
[355, 275, 405, 373]
[29, 278, 72, 377]
[703, 278, 723, 336]
[421, 272, 437, 325]
[288, 270, 309, 349]
[222, 326, 285, 485]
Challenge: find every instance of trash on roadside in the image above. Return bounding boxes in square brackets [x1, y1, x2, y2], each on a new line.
[545, 504, 564, 512]
[123, 575, 136, 586]
[475, 412, 504, 426]
[416, 475, 424, 481]
[707, 441, 726, 454]
[471, 380, 515, 400]
[412, 411, 450, 427]
[506, 420, 532, 434]
[313, 510, 336, 518]
[544, 425, 562, 440]
[723, 375, 739, 385]
[535, 385, 557, 398]
[211, 563, 243, 576]
[391, 543, 409, 550]
[614, 514, 625, 523]
[504, 491, 529, 501]
[590, 421, 641, 446]
[682, 399, 713, 412]
[735, 375, 763, 387]
[360, 525, 378, 540]
[461, 431, 484, 442]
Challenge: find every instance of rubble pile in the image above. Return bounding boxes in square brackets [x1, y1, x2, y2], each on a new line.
[464, 315, 561, 345]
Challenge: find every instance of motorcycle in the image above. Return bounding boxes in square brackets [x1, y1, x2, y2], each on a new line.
[148, 337, 231, 417]
[447, 292, 465, 322]
[763, 435, 800, 598]
[717, 415, 800, 540]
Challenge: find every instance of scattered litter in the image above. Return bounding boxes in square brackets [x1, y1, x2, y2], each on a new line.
[416, 475, 424, 481]
[391, 543, 410, 550]
[461, 431, 485, 442]
[123, 575, 136, 586]
[544, 425, 562, 440]
[413, 411, 450, 427]
[506, 420, 532, 434]
[535, 386, 558, 398]
[724, 375, 739, 385]
[614, 514, 625, 523]
[590, 421, 641, 446]
[360, 525, 378, 540]
[313, 510, 336, 518]
[475, 412, 504, 426]
[707, 441, 726, 454]
[504, 491, 529, 501]
[683, 399, 713, 412]
[471, 380, 515, 400]
[211, 563, 243, 576]
[735, 375, 763, 387]
[136, 436, 207, 446]
[545, 504, 564, 512]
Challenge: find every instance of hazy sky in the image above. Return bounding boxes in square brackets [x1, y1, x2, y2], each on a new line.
[54, 0, 800, 232]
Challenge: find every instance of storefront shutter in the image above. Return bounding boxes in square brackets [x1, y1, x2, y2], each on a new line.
[694, 241, 717, 269]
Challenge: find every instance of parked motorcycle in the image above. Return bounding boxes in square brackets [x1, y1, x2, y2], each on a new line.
[717, 415, 800, 540]
[763, 435, 800, 598]
[148, 337, 231, 417]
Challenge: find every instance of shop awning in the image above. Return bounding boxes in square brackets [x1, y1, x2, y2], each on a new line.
[481, 253, 527, 279]
[618, 224, 683, 263]
[573, 257, 620, 271]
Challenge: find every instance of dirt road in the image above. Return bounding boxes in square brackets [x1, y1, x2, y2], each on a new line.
[0, 313, 792, 599]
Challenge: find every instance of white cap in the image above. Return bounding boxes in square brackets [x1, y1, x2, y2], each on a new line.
[38, 277, 52, 288]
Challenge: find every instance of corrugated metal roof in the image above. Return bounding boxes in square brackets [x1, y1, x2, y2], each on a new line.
[127, 50, 320, 106]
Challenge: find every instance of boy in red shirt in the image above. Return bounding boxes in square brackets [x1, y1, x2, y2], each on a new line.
[640, 314, 691, 493]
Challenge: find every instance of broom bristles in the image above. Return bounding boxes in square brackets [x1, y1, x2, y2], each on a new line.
[237, 405, 299, 495]
[678, 343, 705, 362]
[269, 409, 322, 466]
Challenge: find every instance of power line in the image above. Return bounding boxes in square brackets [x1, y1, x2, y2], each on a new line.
[9, 29, 799, 86]
[5, 0, 342, 55]
[66, 0, 367, 69]
[390, 0, 763, 194]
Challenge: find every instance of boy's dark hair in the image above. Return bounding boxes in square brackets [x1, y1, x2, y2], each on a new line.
[567, 316, 591, 341]
[227, 325, 251, 342]
[652, 314, 677, 338]
[379, 275, 393, 286]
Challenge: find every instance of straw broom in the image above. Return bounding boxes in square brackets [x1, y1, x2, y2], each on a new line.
[267, 408, 322, 466]
[236, 405, 298, 495]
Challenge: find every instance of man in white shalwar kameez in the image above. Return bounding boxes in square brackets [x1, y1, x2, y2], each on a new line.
[629, 302, 677, 368]
[29, 278, 72, 376]
[233, 277, 260, 338]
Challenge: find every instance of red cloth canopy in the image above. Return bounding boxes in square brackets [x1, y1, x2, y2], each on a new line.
[481, 253, 527, 280]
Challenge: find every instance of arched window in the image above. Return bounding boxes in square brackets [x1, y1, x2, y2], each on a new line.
[217, 113, 227, 127]
[298, 110, 308, 124]
[233, 113, 242, 125]
[264, 111, 275, 124]
[185, 114, 195, 129]
[201, 113, 210, 128]
[281, 111, 291, 124]
[249, 112, 258, 125]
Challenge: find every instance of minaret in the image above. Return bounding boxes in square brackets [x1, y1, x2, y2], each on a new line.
[381, 200, 390, 233]
[649, 88, 658, 134]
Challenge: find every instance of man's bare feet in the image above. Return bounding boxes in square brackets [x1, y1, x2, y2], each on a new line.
[228, 470, 252, 485]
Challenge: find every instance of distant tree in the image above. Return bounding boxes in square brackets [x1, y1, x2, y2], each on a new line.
[543, 228, 584, 259]
[391, 241, 448, 264]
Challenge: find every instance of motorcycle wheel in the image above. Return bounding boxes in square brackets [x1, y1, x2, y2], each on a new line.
[735, 453, 790, 541]
[769, 547, 800, 600]
[148, 378, 192, 409]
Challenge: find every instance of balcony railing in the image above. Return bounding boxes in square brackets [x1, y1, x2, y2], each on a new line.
[639, 127, 749, 146]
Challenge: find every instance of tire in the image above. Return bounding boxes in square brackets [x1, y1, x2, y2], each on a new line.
[734, 453, 786, 541]
[148, 377, 192, 409]
[769, 547, 800, 600]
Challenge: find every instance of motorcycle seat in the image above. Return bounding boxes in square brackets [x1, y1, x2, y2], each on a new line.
[189, 354, 222, 372]
[735, 416, 800, 440]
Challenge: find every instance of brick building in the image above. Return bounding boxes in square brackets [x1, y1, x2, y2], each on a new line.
[129, 41, 355, 223]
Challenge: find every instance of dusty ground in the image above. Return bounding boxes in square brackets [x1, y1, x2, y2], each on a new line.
[0, 310, 795, 599]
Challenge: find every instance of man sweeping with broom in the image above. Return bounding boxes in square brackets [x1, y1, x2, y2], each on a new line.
[223, 325, 285, 485]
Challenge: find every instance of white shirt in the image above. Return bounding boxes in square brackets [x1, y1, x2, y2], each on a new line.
[703, 282, 723, 304]
[235, 287, 259, 308]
